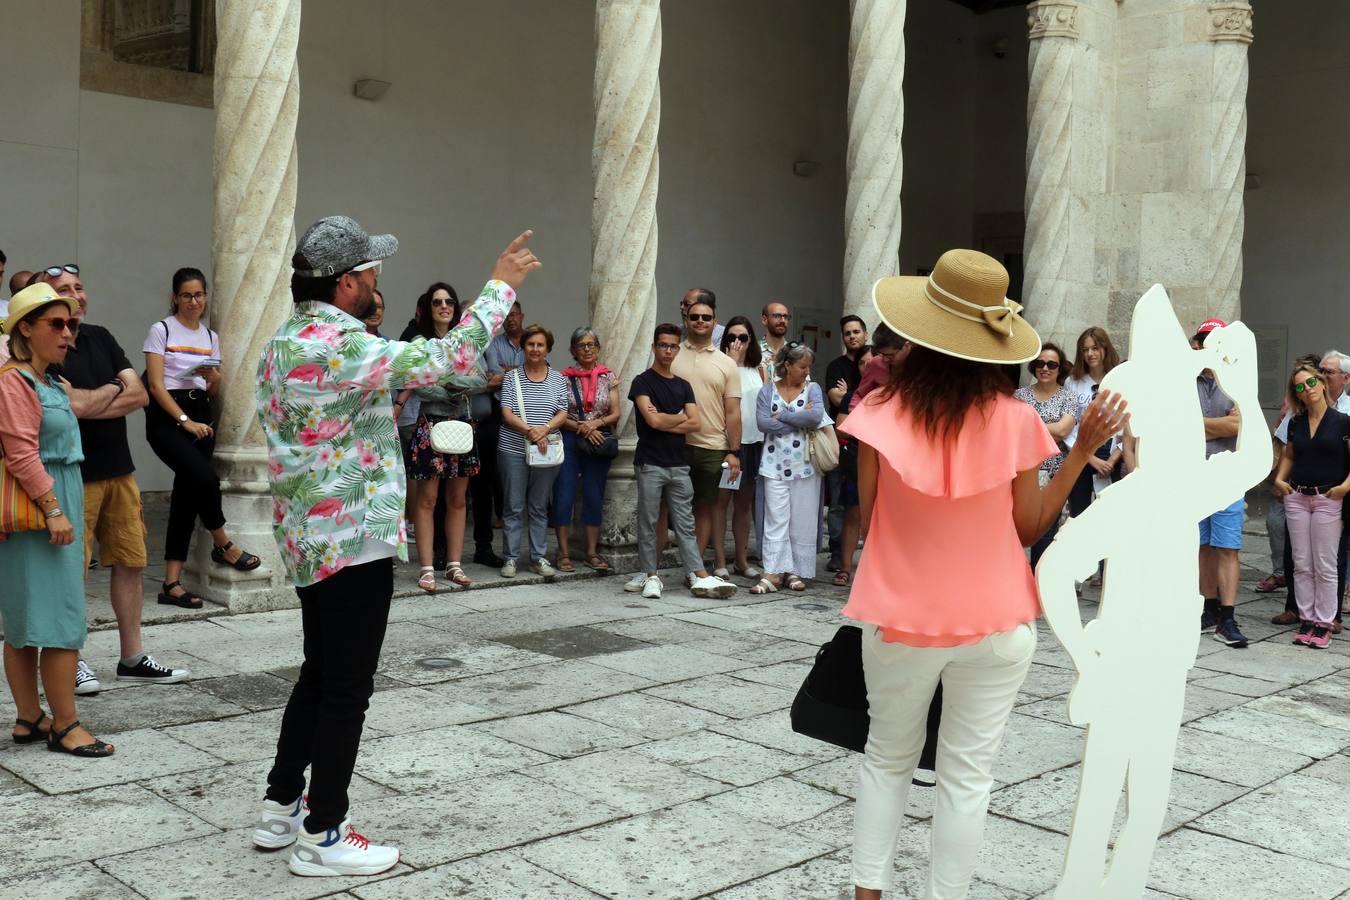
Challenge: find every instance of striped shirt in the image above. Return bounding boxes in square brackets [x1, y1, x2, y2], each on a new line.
[500, 366, 568, 455]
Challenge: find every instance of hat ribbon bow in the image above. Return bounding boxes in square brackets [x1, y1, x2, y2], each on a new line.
[925, 278, 1022, 338]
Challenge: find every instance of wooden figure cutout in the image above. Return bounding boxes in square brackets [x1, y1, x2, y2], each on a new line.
[1037, 285, 1269, 899]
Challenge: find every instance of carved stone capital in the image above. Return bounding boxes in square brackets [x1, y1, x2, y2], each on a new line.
[1207, 2, 1253, 44]
[1026, 1, 1080, 41]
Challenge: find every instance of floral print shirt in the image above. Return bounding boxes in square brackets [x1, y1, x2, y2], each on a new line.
[256, 280, 514, 586]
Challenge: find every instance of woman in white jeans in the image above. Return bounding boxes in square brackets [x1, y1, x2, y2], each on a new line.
[839, 250, 1126, 899]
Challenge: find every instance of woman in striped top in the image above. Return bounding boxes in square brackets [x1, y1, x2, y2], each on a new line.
[498, 323, 569, 579]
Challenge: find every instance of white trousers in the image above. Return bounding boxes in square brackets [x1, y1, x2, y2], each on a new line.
[760, 474, 821, 578]
[853, 622, 1036, 897]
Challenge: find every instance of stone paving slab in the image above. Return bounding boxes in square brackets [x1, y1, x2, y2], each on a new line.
[0, 727, 221, 794]
[562, 692, 733, 741]
[1191, 773, 1350, 871]
[523, 747, 728, 815]
[0, 861, 144, 899]
[350, 849, 602, 899]
[1148, 827, 1350, 899]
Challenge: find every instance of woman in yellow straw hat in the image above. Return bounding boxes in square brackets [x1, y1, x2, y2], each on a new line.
[839, 249, 1125, 898]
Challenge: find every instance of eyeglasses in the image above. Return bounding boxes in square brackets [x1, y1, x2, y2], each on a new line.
[574, 341, 599, 350]
[34, 316, 76, 333]
[348, 260, 382, 275]
[655, 342, 681, 351]
[728, 334, 750, 344]
[687, 313, 714, 322]
[1317, 367, 1340, 377]
[176, 291, 207, 303]
[44, 264, 79, 278]
[1029, 359, 1060, 371]
[1294, 376, 1320, 393]
[430, 298, 455, 307]
[767, 312, 791, 320]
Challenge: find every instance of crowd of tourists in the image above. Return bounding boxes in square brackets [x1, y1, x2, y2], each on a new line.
[0, 226, 1342, 891]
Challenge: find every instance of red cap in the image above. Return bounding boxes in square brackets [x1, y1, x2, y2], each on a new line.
[1195, 317, 1226, 336]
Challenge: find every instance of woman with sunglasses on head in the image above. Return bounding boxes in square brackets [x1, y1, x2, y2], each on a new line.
[841, 251, 1125, 899]
[143, 267, 260, 609]
[718, 316, 767, 580]
[0, 284, 115, 756]
[405, 282, 485, 592]
[1271, 364, 1350, 649]
[1013, 342, 1077, 568]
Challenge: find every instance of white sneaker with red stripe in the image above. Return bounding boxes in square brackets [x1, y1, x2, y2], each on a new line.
[287, 819, 399, 877]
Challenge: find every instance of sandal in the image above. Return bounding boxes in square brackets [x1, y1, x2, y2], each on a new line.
[46, 720, 114, 758]
[445, 563, 472, 587]
[786, 575, 807, 592]
[418, 566, 437, 593]
[749, 577, 779, 595]
[1254, 573, 1285, 593]
[556, 557, 577, 574]
[832, 570, 852, 587]
[211, 541, 261, 572]
[584, 554, 611, 572]
[13, 711, 49, 745]
[157, 580, 204, 610]
[734, 565, 763, 580]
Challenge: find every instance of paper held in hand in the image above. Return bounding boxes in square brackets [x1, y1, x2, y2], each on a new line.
[718, 465, 742, 491]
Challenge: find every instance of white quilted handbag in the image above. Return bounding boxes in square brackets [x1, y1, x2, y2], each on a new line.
[429, 420, 474, 455]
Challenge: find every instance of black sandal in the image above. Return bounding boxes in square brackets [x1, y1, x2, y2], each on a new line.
[158, 580, 204, 610]
[13, 711, 49, 744]
[211, 541, 261, 572]
[46, 720, 114, 758]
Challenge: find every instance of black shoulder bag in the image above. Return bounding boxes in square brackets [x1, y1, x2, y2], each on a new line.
[570, 377, 618, 458]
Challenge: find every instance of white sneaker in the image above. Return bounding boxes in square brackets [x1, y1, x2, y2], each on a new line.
[252, 795, 306, 849]
[531, 559, 557, 581]
[691, 575, 737, 599]
[75, 659, 101, 695]
[624, 573, 647, 593]
[500, 560, 517, 578]
[288, 819, 399, 877]
[641, 575, 663, 599]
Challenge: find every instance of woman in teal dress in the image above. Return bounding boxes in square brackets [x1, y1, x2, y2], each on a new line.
[0, 284, 113, 757]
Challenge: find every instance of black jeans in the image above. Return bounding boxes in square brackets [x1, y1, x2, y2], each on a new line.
[266, 559, 393, 831]
[146, 391, 226, 561]
[470, 415, 502, 551]
[1067, 465, 1095, 519]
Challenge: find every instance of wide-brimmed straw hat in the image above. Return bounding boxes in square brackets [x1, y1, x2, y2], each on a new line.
[1, 283, 79, 337]
[872, 249, 1041, 365]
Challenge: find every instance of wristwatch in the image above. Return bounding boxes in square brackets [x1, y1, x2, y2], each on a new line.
[178, 413, 190, 426]
[725, 448, 741, 458]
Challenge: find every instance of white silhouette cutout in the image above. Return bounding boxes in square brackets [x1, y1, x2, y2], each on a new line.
[1037, 285, 1269, 899]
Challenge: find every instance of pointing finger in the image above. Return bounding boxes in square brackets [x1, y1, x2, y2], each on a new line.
[504, 230, 534, 255]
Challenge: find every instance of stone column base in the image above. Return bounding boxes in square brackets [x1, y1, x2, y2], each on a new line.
[185, 446, 296, 613]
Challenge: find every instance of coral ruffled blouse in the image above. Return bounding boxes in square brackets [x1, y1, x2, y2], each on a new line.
[838, 391, 1059, 647]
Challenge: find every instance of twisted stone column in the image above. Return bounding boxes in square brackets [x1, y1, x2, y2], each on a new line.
[1023, 0, 1081, 348]
[592, 0, 661, 558]
[192, 0, 301, 610]
[1207, 2, 1253, 323]
[843, 0, 906, 326]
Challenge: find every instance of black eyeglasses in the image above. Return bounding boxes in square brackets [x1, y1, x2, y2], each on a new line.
[655, 342, 681, 351]
[1318, 367, 1340, 377]
[44, 264, 79, 278]
[687, 313, 714, 322]
[1029, 359, 1060, 371]
[727, 334, 750, 344]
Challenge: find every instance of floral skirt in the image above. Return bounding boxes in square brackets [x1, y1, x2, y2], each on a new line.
[406, 414, 480, 480]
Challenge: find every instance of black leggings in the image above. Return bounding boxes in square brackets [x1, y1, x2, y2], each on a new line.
[146, 391, 226, 562]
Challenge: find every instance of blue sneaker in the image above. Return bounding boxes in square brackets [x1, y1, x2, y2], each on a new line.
[1214, 616, 1248, 648]
[1200, 608, 1217, 634]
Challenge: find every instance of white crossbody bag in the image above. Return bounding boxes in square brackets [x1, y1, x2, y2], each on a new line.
[514, 369, 565, 468]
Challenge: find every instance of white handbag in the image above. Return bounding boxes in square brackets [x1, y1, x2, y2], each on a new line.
[512, 368, 565, 468]
[429, 419, 474, 455]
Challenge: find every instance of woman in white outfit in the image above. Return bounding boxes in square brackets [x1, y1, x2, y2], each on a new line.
[839, 250, 1125, 899]
[752, 342, 829, 593]
[717, 315, 767, 580]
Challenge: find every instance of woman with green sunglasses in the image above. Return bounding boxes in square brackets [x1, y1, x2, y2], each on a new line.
[1272, 365, 1350, 649]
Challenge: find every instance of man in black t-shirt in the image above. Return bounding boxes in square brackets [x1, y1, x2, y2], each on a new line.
[624, 323, 735, 600]
[42, 266, 190, 690]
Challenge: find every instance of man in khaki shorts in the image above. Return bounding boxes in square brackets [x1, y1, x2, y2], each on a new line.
[671, 297, 742, 576]
[42, 265, 190, 692]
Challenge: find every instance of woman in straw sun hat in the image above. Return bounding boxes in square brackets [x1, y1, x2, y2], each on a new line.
[839, 249, 1127, 899]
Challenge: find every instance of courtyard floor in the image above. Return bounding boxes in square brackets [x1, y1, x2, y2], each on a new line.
[3, 505, 1350, 899]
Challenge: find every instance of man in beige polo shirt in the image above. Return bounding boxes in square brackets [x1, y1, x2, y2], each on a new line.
[671, 297, 742, 574]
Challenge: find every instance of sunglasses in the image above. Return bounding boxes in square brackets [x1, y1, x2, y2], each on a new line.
[34, 316, 76, 333]
[430, 297, 455, 307]
[727, 334, 750, 344]
[1294, 376, 1320, 393]
[347, 259, 382, 275]
[1029, 359, 1060, 371]
[686, 313, 714, 322]
[1317, 367, 1340, 377]
[44, 264, 79, 278]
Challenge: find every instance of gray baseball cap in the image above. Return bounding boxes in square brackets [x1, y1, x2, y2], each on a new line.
[292, 215, 398, 277]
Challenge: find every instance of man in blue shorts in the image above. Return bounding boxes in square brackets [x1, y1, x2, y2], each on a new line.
[1194, 318, 1248, 648]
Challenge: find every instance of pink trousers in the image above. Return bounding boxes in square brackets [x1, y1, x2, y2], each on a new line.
[1284, 492, 1343, 625]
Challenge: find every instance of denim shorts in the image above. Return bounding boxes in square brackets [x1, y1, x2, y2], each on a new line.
[1199, 497, 1245, 550]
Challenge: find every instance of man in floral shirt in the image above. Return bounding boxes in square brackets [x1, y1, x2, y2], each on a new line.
[251, 216, 540, 877]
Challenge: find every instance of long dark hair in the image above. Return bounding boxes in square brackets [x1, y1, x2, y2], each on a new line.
[719, 315, 762, 368]
[878, 344, 1013, 442]
[415, 282, 459, 339]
